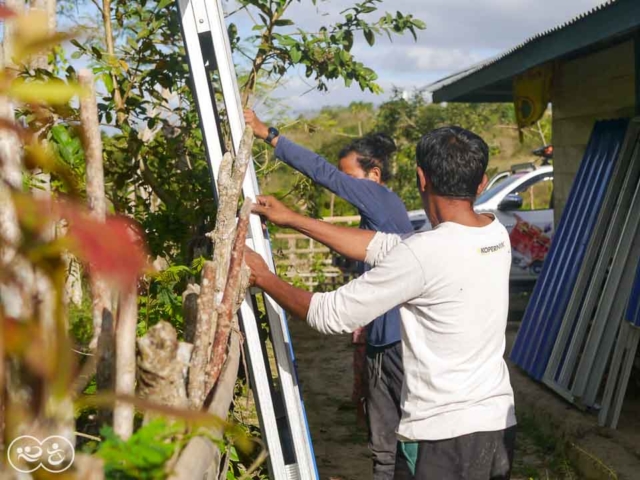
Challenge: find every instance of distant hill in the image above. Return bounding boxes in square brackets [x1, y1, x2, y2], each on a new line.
[258, 96, 551, 217]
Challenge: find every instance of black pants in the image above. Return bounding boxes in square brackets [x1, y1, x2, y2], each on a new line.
[366, 342, 413, 480]
[414, 426, 517, 479]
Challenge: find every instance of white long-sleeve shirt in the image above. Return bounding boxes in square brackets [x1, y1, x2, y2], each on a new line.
[307, 218, 517, 441]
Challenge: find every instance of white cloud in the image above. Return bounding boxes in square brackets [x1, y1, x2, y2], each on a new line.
[228, 0, 611, 111]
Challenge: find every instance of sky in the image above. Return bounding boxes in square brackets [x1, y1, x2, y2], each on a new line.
[226, 0, 609, 113]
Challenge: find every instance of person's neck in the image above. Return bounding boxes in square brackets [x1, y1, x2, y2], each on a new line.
[428, 197, 491, 228]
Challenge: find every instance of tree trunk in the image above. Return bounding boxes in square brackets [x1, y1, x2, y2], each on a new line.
[137, 321, 190, 424]
[79, 69, 111, 347]
[79, 69, 116, 428]
[171, 127, 255, 478]
[74, 454, 105, 480]
[169, 328, 242, 480]
[0, 0, 33, 445]
[0, 0, 28, 320]
[113, 287, 138, 440]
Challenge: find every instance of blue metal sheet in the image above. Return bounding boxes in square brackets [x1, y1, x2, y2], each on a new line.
[511, 119, 630, 380]
[626, 262, 640, 327]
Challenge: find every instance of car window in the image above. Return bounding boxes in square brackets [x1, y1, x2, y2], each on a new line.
[511, 174, 554, 211]
[484, 172, 510, 191]
[476, 174, 525, 205]
[411, 218, 427, 231]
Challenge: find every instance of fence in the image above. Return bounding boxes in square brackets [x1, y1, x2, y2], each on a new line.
[270, 215, 360, 291]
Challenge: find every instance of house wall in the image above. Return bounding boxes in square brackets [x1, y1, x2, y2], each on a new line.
[552, 40, 636, 223]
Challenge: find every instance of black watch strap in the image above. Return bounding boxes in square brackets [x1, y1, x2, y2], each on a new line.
[265, 126, 279, 144]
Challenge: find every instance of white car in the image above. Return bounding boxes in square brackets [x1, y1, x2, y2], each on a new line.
[408, 165, 554, 283]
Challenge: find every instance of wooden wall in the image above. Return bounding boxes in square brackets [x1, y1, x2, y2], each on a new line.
[552, 40, 636, 222]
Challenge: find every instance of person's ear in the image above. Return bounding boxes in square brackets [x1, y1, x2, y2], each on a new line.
[477, 174, 489, 195]
[416, 166, 428, 193]
[367, 166, 382, 183]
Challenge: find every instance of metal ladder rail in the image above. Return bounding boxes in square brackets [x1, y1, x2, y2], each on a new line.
[177, 1, 318, 478]
[204, 0, 318, 476]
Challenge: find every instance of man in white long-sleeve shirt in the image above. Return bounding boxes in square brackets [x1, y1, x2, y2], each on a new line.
[245, 126, 517, 479]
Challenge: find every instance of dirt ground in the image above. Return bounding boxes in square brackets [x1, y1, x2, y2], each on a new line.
[288, 299, 578, 480]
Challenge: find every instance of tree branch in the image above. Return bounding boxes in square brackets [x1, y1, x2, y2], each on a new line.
[187, 262, 216, 409]
[206, 199, 251, 392]
[102, 0, 126, 124]
[113, 287, 138, 440]
[139, 157, 176, 209]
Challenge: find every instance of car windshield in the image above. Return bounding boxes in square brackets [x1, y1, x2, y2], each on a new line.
[475, 174, 525, 205]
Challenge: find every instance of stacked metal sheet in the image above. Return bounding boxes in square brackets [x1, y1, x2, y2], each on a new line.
[511, 119, 631, 380]
[512, 117, 640, 429]
[598, 263, 640, 428]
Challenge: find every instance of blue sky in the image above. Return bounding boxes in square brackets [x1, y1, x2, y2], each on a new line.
[226, 0, 608, 113]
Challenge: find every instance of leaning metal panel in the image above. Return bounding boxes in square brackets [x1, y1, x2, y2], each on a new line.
[511, 119, 630, 380]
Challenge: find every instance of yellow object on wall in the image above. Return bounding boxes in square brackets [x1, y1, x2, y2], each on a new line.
[513, 64, 553, 139]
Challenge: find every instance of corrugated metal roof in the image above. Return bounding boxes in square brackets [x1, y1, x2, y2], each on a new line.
[426, 0, 621, 96]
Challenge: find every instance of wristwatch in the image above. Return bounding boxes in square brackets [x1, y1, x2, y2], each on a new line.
[265, 126, 279, 144]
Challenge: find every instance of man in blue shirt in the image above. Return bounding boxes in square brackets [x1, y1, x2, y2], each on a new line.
[245, 110, 414, 479]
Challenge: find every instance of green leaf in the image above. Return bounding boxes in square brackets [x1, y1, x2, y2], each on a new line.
[158, 0, 173, 9]
[229, 445, 240, 462]
[51, 125, 75, 162]
[274, 19, 294, 26]
[290, 47, 302, 63]
[70, 39, 86, 52]
[91, 46, 103, 60]
[101, 73, 114, 93]
[363, 28, 375, 46]
[412, 19, 426, 29]
[8, 78, 86, 105]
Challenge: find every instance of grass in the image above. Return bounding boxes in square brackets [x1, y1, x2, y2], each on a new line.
[512, 412, 579, 480]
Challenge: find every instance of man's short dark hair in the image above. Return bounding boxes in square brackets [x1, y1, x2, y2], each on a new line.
[416, 126, 489, 198]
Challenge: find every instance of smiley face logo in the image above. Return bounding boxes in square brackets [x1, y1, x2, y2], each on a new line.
[7, 435, 75, 473]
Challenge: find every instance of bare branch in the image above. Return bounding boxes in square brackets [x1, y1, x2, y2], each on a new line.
[102, 0, 126, 124]
[188, 262, 216, 409]
[206, 199, 252, 391]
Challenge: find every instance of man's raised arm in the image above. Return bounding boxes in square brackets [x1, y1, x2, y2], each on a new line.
[253, 195, 375, 262]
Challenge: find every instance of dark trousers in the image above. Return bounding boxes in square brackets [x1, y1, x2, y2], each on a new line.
[366, 342, 413, 480]
[414, 426, 517, 479]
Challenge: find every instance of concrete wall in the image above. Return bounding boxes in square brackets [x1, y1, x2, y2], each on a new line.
[552, 40, 636, 222]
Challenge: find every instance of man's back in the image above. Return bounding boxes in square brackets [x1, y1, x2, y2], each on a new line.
[396, 218, 515, 441]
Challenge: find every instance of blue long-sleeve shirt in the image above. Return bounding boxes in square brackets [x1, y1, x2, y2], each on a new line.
[274, 136, 413, 347]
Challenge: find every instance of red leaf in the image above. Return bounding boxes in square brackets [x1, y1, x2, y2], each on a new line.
[14, 196, 149, 287]
[63, 208, 149, 287]
[0, 5, 16, 19]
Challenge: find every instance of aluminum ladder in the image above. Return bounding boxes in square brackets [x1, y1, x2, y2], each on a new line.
[176, 0, 318, 477]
